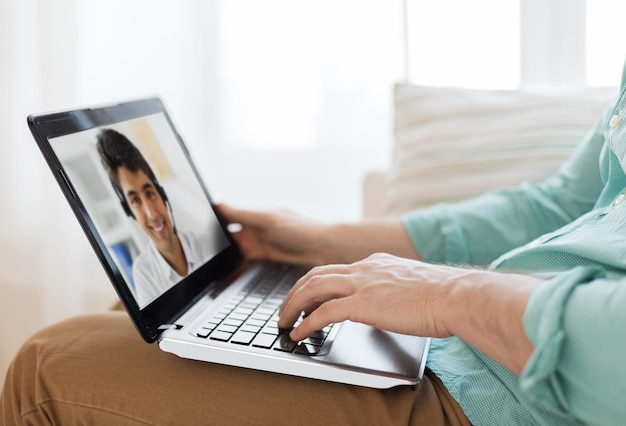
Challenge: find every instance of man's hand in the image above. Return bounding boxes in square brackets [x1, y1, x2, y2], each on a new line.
[278, 253, 454, 341]
[217, 203, 330, 266]
[278, 252, 542, 375]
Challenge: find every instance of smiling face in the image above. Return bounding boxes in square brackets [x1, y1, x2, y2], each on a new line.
[116, 167, 177, 255]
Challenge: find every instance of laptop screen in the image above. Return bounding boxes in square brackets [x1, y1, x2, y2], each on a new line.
[28, 98, 242, 341]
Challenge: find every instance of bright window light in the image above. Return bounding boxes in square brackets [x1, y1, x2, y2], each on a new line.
[406, 0, 520, 89]
[586, 0, 626, 87]
[216, 1, 404, 149]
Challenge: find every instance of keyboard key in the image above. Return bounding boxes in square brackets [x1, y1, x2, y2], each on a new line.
[255, 307, 276, 316]
[273, 335, 297, 352]
[250, 312, 272, 321]
[227, 313, 248, 321]
[294, 343, 321, 355]
[210, 330, 233, 342]
[265, 319, 279, 329]
[234, 307, 254, 316]
[231, 330, 256, 345]
[196, 328, 211, 338]
[244, 296, 264, 305]
[251, 333, 278, 349]
[303, 336, 324, 346]
[240, 324, 262, 333]
[223, 318, 244, 327]
[260, 326, 279, 336]
[244, 319, 266, 328]
[216, 324, 238, 334]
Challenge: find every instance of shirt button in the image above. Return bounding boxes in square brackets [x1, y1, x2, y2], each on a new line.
[615, 194, 625, 205]
[609, 114, 621, 128]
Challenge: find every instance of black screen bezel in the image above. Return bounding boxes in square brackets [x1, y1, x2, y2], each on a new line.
[27, 97, 244, 342]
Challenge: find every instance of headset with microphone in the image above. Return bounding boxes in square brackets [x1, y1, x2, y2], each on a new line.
[96, 128, 177, 235]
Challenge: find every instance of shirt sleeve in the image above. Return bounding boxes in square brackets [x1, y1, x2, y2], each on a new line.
[521, 267, 626, 425]
[402, 109, 609, 266]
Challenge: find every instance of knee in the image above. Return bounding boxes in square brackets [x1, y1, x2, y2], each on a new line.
[1, 318, 65, 424]
[1, 312, 131, 424]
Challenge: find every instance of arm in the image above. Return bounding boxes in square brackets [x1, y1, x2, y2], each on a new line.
[217, 203, 421, 265]
[522, 267, 626, 424]
[278, 253, 541, 375]
[218, 103, 608, 270]
[404, 111, 609, 267]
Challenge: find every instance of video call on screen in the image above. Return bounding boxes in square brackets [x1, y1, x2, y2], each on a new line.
[50, 113, 229, 308]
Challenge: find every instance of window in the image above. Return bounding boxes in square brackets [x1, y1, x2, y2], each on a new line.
[406, 0, 520, 89]
[407, 0, 624, 89]
[586, 0, 626, 87]
[217, 1, 405, 149]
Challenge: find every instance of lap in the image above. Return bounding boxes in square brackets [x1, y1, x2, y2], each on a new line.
[1, 311, 469, 425]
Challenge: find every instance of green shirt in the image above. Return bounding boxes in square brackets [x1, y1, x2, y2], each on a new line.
[402, 66, 626, 425]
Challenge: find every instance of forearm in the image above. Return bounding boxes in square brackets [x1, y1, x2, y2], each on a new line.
[402, 121, 606, 267]
[441, 270, 542, 375]
[322, 217, 421, 264]
[218, 204, 421, 266]
[521, 269, 626, 424]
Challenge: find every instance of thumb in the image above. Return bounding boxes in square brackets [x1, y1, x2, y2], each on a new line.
[216, 203, 270, 229]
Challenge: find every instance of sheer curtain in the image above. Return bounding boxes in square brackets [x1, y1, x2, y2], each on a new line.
[0, 1, 221, 313]
[0, 0, 223, 377]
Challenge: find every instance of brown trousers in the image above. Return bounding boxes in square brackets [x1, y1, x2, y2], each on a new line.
[1, 311, 470, 425]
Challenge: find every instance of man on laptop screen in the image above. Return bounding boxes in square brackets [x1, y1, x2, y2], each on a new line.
[96, 128, 219, 307]
[45, 112, 229, 309]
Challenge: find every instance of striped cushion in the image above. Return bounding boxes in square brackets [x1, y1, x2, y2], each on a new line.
[385, 83, 616, 213]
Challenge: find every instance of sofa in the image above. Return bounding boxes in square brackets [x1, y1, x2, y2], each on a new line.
[363, 83, 616, 217]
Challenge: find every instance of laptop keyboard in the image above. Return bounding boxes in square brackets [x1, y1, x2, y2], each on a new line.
[193, 264, 334, 356]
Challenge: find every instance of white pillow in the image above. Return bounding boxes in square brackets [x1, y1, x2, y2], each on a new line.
[385, 83, 616, 214]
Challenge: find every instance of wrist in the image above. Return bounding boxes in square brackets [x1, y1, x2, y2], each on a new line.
[438, 268, 541, 373]
[437, 269, 486, 337]
[321, 218, 421, 265]
[319, 223, 347, 264]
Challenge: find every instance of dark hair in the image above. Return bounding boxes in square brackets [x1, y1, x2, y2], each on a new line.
[96, 128, 159, 198]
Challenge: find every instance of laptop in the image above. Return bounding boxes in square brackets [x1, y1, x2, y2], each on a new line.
[27, 97, 430, 389]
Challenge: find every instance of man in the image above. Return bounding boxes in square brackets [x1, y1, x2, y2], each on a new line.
[2, 69, 626, 426]
[97, 129, 216, 306]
